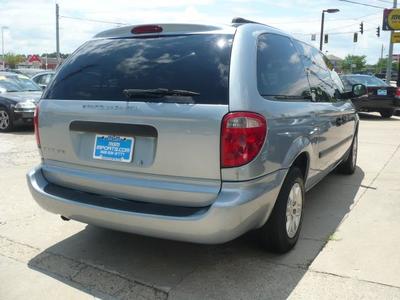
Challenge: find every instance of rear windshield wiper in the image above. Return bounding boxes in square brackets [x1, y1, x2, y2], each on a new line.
[123, 88, 200, 102]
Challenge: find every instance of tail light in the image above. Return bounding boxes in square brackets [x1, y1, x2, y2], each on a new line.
[34, 105, 40, 148]
[395, 87, 400, 98]
[221, 112, 267, 168]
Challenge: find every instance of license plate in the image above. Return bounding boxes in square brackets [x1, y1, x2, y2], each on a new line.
[377, 89, 387, 96]
[93, 135, 134, 163]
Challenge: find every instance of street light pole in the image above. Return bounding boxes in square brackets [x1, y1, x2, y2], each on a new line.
[319, 11, 325, 51]
[319, 9, 340, 51]
[1, 26, 9, 70]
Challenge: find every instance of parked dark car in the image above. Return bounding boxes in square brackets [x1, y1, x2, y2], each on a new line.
[0, 72, 42, 131]
[340, 74, 400, 118]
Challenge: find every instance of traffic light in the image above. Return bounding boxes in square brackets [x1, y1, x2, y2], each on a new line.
[360, 22, 364, 34]
[354, 32, 358, 43]
[324, 34, 328, 44]
[376, 26, 380, 37]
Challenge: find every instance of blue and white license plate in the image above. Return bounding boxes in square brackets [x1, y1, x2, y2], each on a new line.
[93, 135, 134, 163]
[377, 89, 387, 96]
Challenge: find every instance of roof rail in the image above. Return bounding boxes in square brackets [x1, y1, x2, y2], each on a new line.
[231, 17, 260, 25]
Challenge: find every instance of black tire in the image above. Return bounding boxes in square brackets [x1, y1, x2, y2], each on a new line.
[0, 108, 13, 132]
[259, 167, 305, 253]
[337, 131, 358, 175]
[380, 110, 393, 118]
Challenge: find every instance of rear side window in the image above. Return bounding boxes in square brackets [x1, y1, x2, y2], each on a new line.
[294, 41, 338, 102]
[43, 34, 233, 105]
[257, 33, 311, 99]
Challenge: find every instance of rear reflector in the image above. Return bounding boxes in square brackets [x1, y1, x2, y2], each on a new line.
[221, 112, 267, 168]
[131, 25, 163, 34]
[396, 88, 400, 98]
[34, 105, 40, 148]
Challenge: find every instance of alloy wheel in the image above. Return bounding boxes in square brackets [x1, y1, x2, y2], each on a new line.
[0, 110, 10, 130]
[286, 182, 303, 238]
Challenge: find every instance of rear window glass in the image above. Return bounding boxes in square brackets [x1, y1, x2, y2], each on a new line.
[43, 34, 233, 105]
[341, 75, 388, 88]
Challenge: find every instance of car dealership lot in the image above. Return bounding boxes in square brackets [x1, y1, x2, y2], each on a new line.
[0, 113, 400, 299]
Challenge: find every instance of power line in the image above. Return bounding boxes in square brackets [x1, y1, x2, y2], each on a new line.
[60, 15, 128, 26]
[338, 0, 386, 9]
[325, 12, 381, 32]
[268, 12, 381, 26]
[374, 0, 392, 4]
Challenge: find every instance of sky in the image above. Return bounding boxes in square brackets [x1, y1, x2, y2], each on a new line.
[0, 0, 398, 64]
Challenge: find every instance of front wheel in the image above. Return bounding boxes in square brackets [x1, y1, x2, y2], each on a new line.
[0, 109, 13, 132]
[259, 167, 305, 253]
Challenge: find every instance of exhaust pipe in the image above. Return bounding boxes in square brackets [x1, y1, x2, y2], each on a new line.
[61, 215, 70, 221]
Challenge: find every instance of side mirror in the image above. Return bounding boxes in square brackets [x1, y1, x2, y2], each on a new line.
[39, 84, 46, 90]
[352, 83, 367, 97]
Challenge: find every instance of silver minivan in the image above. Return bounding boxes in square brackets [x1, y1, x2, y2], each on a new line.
[27, 19, 365, 253]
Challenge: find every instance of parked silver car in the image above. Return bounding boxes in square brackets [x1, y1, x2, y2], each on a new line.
[27, 19, 366, 253]
[31, 71, 55, 90]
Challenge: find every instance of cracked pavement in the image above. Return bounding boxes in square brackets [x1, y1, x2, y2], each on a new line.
[0, 113, 400, 299]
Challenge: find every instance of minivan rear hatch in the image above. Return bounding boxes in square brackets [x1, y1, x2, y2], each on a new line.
[39, 27, 234, 207]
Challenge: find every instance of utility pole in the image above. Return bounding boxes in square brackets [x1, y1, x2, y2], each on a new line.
[386, 0, 397, 83]
[380, 44, 384, 73]
[56, 3, 60, 66]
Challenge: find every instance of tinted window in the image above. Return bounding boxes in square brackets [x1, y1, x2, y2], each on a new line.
[257, 34, 311, 99]
[44, 34, 233, 105]
[42, 74, 53, 85]
[341, 75, 388, 87]
[294, 41, 338, 102]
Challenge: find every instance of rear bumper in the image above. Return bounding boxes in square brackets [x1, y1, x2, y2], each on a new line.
[13, 109, 34, 122]
[27, 166, 286, 244]
[355, 98, 400, 111]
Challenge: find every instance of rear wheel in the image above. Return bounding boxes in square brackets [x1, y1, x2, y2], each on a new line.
[0, 108, 13, 132]
[337, 131, 358, 175]
[380, 110, 393, 118]
[259, 167, 304, 253]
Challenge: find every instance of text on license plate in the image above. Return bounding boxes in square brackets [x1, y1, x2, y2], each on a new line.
[377, 89, 387, 96]
[93, 135, 134, 162]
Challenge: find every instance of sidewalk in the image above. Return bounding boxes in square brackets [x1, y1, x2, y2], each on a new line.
[289, 114, 400, 299]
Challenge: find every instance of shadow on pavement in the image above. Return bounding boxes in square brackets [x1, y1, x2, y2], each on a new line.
[2, 125, 34, 135]
[358, 112, 400, 121]
[28, 167, 365, 299]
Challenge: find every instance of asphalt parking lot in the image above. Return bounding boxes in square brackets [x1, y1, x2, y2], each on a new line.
[0, 113, 400, 299]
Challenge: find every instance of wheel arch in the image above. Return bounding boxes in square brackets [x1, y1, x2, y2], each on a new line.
[282, 136, 313, 182]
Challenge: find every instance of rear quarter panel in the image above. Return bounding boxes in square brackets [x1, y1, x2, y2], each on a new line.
[224, 24, 320, 184]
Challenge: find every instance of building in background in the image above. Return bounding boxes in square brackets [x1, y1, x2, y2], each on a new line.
[326, 54, 343, 72]
[16, 55, 62, 70]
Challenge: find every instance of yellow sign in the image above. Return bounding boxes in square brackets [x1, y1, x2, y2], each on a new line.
[383, 9, 400, 30]
[388, 9, 400, 30]
[392, 32, 400, 43]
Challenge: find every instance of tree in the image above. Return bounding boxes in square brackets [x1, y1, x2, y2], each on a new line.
[374, 58, 398, 74]
[4, 53, 25, 68]
[341, 55, 367, 73]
